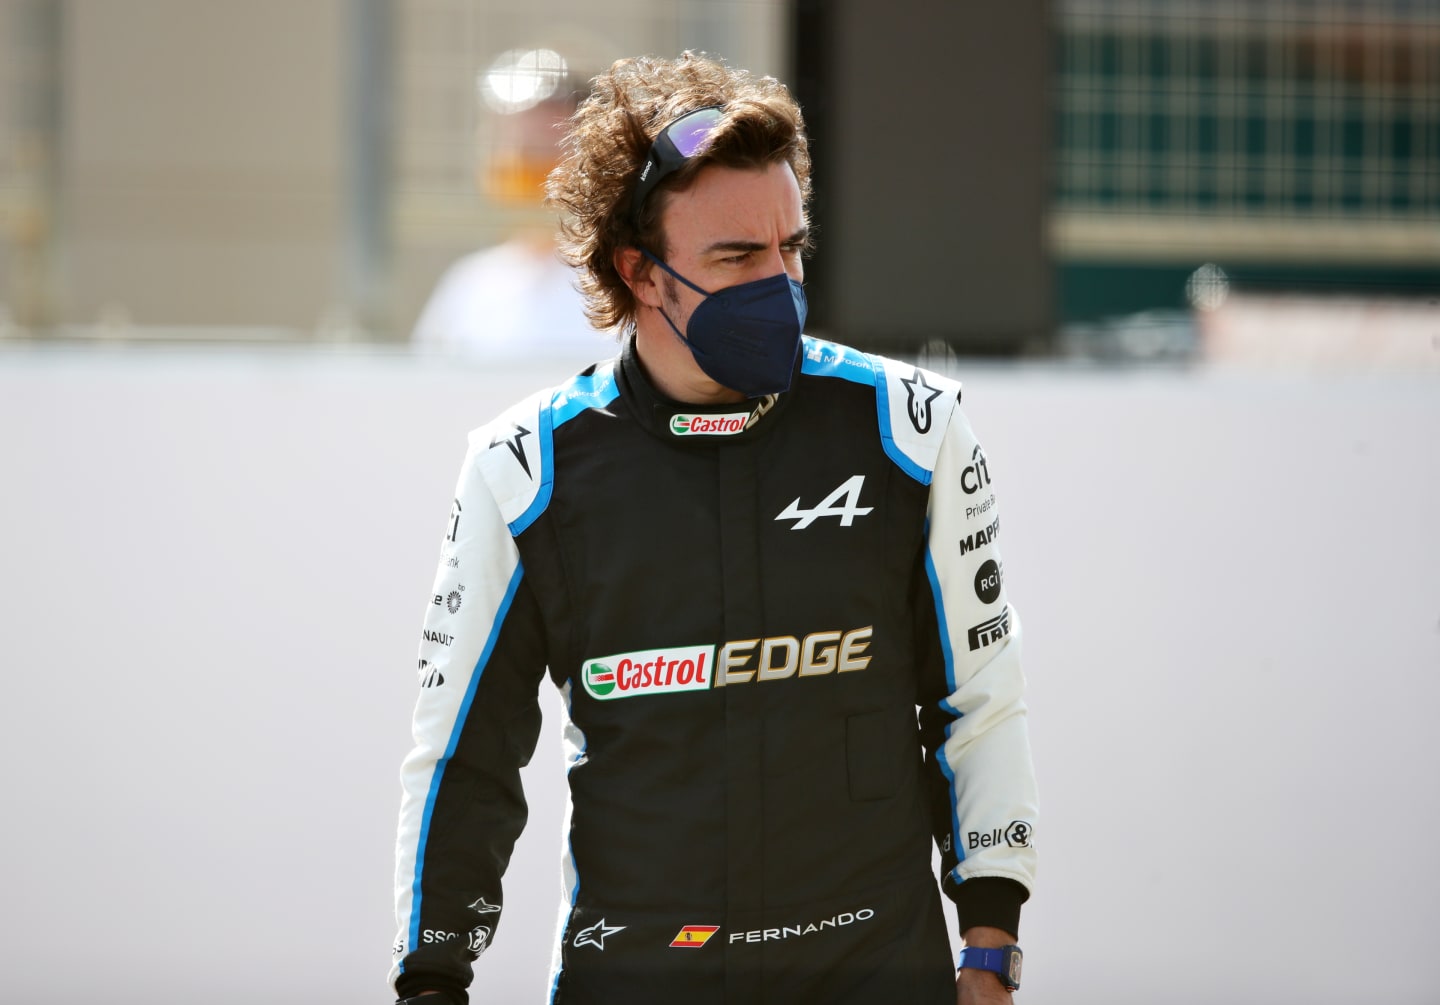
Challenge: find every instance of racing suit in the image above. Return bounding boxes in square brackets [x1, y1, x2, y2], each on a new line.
[391, 336, 1038, 1004]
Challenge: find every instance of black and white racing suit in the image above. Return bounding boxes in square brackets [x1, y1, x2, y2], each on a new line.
[390, 336, 1038, 1004]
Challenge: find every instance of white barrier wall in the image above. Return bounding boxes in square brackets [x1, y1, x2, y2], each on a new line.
[1, 347, 1437, 1004]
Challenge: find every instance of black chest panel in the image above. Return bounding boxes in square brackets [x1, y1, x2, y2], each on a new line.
[516, 352, 937, 917]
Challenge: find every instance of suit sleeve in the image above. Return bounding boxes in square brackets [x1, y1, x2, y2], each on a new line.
[389, 435, 549, 1000]
[917, 400, 1039, 939]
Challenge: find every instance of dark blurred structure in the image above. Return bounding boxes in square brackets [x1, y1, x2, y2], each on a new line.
[1050, 1, 1440, 339]
[793, 0, 1053, 356]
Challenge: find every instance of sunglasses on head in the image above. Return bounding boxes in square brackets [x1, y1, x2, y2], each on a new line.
[629, 105, 724, 228]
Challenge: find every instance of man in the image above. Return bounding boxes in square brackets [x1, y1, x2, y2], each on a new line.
[391, 52, 1037, 1005]
[411, 54, 605, 360]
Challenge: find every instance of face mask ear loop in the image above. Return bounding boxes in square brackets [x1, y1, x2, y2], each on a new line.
[638, 249, 705, 354]
[656, 305, 690, 349]
[640, 248, 713, 297]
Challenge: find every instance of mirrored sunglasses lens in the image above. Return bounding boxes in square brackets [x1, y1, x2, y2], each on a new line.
[669, 108, 723, 157]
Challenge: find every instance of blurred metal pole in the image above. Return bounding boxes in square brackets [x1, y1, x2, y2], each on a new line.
[5, 0, 62, 333]
[342, 0, 393, 340]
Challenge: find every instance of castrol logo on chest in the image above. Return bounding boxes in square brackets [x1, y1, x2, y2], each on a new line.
[581, 644, 716, 701]
[669, 412, 749, 436]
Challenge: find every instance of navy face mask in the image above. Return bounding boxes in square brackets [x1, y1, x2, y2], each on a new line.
[642, 249, 807, 398]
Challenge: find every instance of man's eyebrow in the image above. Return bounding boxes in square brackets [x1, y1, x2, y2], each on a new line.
[700, 227, 811, 256]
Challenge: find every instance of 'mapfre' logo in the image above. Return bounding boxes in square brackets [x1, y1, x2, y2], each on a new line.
[958, 516, 999, 557]
[670, 412, 749, 436]
[581, 644, 715, 701]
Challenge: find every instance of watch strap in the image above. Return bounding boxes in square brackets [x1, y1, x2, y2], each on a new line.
[957, 944, 1022, 991]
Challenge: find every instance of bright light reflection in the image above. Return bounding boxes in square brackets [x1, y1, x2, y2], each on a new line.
[479, 48, 569, 113]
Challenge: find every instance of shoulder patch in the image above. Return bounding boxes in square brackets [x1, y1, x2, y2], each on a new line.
[873, 355, 962, 485]
[799, 336, 878, 386]
[472, 390, 551, 533]
[551, 359, 621, 430]
[472, 361, 620, 535]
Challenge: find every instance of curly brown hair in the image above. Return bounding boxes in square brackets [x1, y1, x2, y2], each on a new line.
[546, 51, 812, 334]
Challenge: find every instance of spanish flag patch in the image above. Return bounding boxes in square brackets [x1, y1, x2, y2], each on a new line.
[669, 925, 721, 948]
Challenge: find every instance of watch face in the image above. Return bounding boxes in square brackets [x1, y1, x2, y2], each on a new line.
[1005, 947, 1023, 989]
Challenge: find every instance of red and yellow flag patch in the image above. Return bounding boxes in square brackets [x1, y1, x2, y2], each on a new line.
[669, 925, 721, 948]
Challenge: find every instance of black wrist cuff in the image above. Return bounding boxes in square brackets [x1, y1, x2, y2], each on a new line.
[394, 987, 467, 1005]
[953, 876, 1028, 939]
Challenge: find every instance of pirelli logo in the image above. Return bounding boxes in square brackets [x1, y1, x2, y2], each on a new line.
[967, 606, 1012, 651]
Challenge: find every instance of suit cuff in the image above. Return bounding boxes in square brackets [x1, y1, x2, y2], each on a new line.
[953, 876, 1028, 939]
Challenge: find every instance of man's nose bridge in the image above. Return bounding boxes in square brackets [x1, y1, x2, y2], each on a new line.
[758, 243, 791, 279]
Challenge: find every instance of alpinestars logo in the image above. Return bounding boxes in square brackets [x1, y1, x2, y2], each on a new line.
[901, 368, 944, 434]
[468, 896, 501, 914]
[573, 918, 624, 950]
[489, 423, 532, 477]
[775, 475, 873, 529]
[418, 659, 444, 688]
[967, 606, 1012, 651]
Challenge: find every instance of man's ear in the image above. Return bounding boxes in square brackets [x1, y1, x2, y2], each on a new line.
[615, 246, 662, 310]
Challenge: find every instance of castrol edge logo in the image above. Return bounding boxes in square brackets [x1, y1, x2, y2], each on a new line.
[669, 412, 749, 436]
[582, 644, 715, 700]
[581, 627, 874, 701]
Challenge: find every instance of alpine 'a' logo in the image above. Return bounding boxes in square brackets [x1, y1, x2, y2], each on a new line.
[573, 917, 625, 950]
[900, 368, 944, 434]
[775, 475, 873, 529]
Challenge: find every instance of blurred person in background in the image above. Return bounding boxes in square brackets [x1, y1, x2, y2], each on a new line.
[410, 51, 607, 360]
[390, 51, 1036, 1005]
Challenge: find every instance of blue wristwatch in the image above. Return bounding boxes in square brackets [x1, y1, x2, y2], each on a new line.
[957, 944, 1023, 991]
